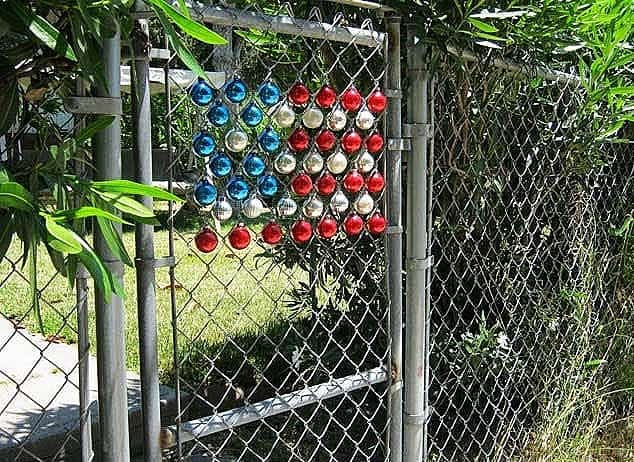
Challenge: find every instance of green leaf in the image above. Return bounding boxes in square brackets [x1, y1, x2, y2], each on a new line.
[0, 78, 19, 136]
[467, 17, 499, 34]
[155, 9, 207, 79]
[177, 0, 191, 19]
[148, 0, 227, 45]
[51, 206, 131, 225]
[93, 190, 156, 219]
[0, 213, 14, 260]
[95, 216, 133, 267]
[28, 236, 44, 333]
[45, 242, 68, 275]
[612, 216, 633, 237]
[0, 182, 36, 212]
[45, 217, 83, 254]
[69, 11, 106, 87]
[91, 179, 184, 202]
[74, 233, 116, 300]
[76, 116, 115, 144]
[6, 0, 77, 61]
[584, 359, 607, 369]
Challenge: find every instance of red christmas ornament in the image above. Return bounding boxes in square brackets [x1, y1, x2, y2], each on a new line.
[341, 130, 363, 154]
[288, 128, 310, 152]
[315, 173, 337, 196]
[290, 173, 313, 196]
[228, 224, 251, 250]
[367, 89, 387, 113]
[366, 171, 385, 193]
[317, 216, 338, 239]
[343, 169, 364, 193]
[291, 220, 313, 243]
[315, 130, 336, 152]
[194, 226, 218, 253]
[261, 221, 283, 245]
[367, 212, 388, 235]
[340, 86, 362, 112]
[288, 82, 311, 106]
[315, 85, 337, 109]
[366, 131, 385, 154]
[343, 213, 364, 236]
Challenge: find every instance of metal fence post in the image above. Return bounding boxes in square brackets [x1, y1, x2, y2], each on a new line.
[385, 13, 403, 462]
[131, 1, 162, 461]
[403, 32, 430, 462]
[93, 22, 131, 462]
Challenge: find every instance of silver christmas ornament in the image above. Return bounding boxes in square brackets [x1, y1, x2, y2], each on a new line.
[242, 195, 265, 219]
[225, 129, 249, 153]
[212, 197, 233, 221]
[326, 151, 348, 174]
[273, 102, 296, 128]
[354, 191, 374, 215]
[355, 110, 375, 130]
[356, 151, 375, 173]
[302, 107, 324, 129]
[276, 196, 298, 217]
[302, 196, 324, 219]
[274, 150, 297, 175]
[327, 108, 347, 131]
[330, 189, 349, 214]
[303, 151, 324, 175]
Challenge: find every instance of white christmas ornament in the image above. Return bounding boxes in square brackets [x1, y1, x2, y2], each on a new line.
[327, 108, 347, 131]
[212, 197, 233, 221]
[330, 189, 349, 213]
[302, 107, 324, 129]
[303, 196, 324, 218]
[242, 196, 265, 219]
[354, 191, 374, 215]
[274, 150, 297, 175]
[225, 129, 249, 152]
[357, 151, 375, 173]
[326, 151, 348, 174]
[303, 151, 324, 175]
[277, 196, 298, 217]
[273, 102, 296, 128]
[355, 110, 375, 130]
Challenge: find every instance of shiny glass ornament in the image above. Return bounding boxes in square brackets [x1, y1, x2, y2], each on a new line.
[194, 179, 217, 206]
[302, 107, 324, 129]
[326, 151, 348, 174]
[209, 152, 232, 177]
[367, 89, 387, 113]
[243, 153, 266, 177]
[288, 82, 311, 106]
[193, 131, 215, 157]
[354, 191, 374, 215]
[303, 151, 324, 175]
[195, 226, 218, 253]
[302, 195, 324, 219]
[327, 108, 347, 132]
[224, 77, 248, 103]
[258, 127, 281, 153]
[291, 220, 312, 244]
[317, 216, 338, 239]
[315, 84, 337, 109]
[276, 196, 298, 217]
[367, 212, 387, 235]
[341, 86, 363, 112]
[258, 81, 281, 106]
[315, 172, 337, 196]
[343, 213, 364, 236]
[241, 102, 264, 127]
[207, 100, 230, 126]
[212, 197, 233, 221]
[273, 102, 296, 127]
[341, 130, 362, 154]
[366, 171, 385, 193]
[315, 130, 336, 152]
[366, 131, 385, 154]
[189, 79, 214, 106]
[261, 221, 283, 244]
[274, 150, 296, 175]
[257, 174, 279, 198]
[228, 224, 251, 250]
[226, 176, 250, 201]
[225, 129, 249, 153]
[242, 195, 265, 219]
[288, 128, 310, 152]
[330, 189, 349, 214]
[290, 173, 312, 196]
[356, 151, 375, 173]
[343, 169, 364, 193]
[355, 110, 375, 130]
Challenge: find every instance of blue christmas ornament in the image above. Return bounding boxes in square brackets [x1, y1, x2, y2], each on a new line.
[209, 152, 232, 177]
[243, 153, 266, 177]
[189, 79, 215, 106]
[257, 81, 281, 106]
[224, 77, 248, 104]
[192, 131, 215, 157]
[241, 102, 264, 127]
[257, 174, 280, 198]
[207, 100, 230, 127]
[226, 176, 250, 201]
[194, 179, 217, 206]
[258, 127, 281, 153]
